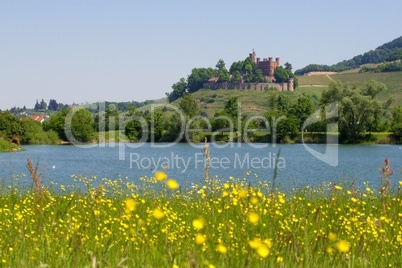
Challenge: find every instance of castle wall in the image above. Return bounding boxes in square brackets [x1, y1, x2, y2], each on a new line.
[203, 81, 293, 92]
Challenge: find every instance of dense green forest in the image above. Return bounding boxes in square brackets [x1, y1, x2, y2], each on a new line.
[295, 36, 402, 75]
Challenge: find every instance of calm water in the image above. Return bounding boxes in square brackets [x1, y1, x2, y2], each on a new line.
[1, 143, 401, 191]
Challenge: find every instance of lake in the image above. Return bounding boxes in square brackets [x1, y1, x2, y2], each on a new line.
[0, 142, 401, 191]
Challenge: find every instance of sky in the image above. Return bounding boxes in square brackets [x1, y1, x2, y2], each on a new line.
[1, 0, 401, 110]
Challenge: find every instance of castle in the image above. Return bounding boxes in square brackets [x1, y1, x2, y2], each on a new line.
[249, 50, 280, 82]
[203, 51, 294, 92]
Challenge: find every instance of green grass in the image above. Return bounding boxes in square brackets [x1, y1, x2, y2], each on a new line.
[1, 170, 401, 267]
[298, 71, 402, 105]
[297, 75, 333, 86]
[137, 98, 168, 112]
[182, 87, 327, 117]
[0, 139, 20, 152]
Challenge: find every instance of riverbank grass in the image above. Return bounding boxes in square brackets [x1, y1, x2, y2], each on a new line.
[0, 139, 21, 152]
[1, 172, 401, 267]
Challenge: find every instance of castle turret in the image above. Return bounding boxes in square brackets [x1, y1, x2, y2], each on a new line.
[249, 50, 256, 64]
[287, 78, 294, 92]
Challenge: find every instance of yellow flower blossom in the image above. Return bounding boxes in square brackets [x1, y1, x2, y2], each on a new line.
[166, 179, 179, 190]
[155, 171, 167, 181]
[257, 244, 270, 258]
[336, 240, 351, 253]
[248, 212, 260, 224]
[192, 218, 205, 230]
[195, 233, 207, 244]
[153, 207, 164, 219]
[125, 198, 137, 213]
[335, 185, 343, 190]
[216, 244, 227, 254]
[239, 189, 248, 198]
[250, 197, 259, 205]
[328, 232, 337, 241]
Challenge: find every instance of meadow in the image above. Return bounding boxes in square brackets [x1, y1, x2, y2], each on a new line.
[0, 158, 401, 267]
[2, 69, 400, 268]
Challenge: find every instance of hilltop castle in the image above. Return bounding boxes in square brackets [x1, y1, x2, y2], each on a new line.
[203, 51, 294, 92]
[249, 50, 280, 82]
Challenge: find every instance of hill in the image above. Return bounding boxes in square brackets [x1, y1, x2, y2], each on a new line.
[169, 87, 324, 117]
[295, 36, 402, 75]
[298, 70, 402, 104]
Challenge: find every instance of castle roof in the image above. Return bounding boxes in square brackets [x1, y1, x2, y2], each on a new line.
[207, 77, 219, 83]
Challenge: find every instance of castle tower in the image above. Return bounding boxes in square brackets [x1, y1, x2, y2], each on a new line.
[249, 49, 256, 64]
[287, 78, 294, 92]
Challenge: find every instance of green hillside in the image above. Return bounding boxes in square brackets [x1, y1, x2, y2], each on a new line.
[295, 36, 402, 75]
[170, 87, 324, 117]
[142, 71, 401, 116]
[298, 71, 402, 105]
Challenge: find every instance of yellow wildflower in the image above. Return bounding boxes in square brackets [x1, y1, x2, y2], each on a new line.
[153, 207, 164, 219]
[335, 185, 343, 190]
[192, 218, 205, 230]
[155, 171, 167, 181]
[195, 233, 207, 244]
[257, 244, 270, 258]
[239, 189, 248, 198]
[328, 232, 337, 241]
[166, 179, 179, 190]
[216, 244, 227, 254]
[250, 197, 259, 205]
[336, 240, 351, 253]
[276, 256, 284, 263]
[248, 212, 260, 224]
[249, 237, 263, 249]
[125, 198, 137, 213]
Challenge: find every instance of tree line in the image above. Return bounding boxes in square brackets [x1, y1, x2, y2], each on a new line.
[295, 36, 402, 75]
[4, 79, 402, 146]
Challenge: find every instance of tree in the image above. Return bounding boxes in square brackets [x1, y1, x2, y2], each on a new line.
[320, 81, 389, 143]
[187, 67, 216, 93]
[274, 66, 290, 83]
[268, 92, 291, 112]
[70, 109, 94, 142]
[265, 110, 299, 143]
[179, 93, 199, 118]
[390, 105, 402, 142]
[161, 113, 183, 142]
[289, 96, 314, 128]
[148, 108, 163, 141]
[231, 70, 242, 82]
[215, 59, 226, 70]
[34, 100, 41, 111]
[0, 111, 25, 142]
[40, 99, 47, 110]
[363, 79, 387, 99]
[167, 78, 188, 103]
[105, 104, 119, 131]
[215, 59, 230, 82]
[387, 48, 402, 61]
[224, 97, 240, 119]
[284, 62, 293, 71]
[125, 108, 144, 142]
[43, 109, 70, 141]
[48, 99, 59, 111]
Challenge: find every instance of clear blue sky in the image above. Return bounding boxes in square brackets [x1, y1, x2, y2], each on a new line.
[1, 0, 401, 110]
